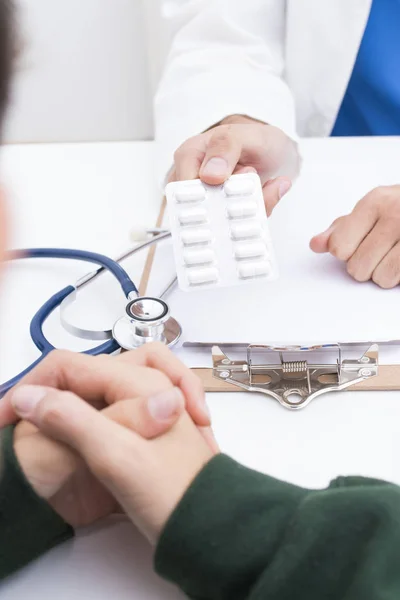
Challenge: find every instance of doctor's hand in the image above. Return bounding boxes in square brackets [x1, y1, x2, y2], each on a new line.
[310, 185, 400, 288]
[1, 346, 214, 528]
[11, 385, 215, 544]
[169, 115, 299, 216]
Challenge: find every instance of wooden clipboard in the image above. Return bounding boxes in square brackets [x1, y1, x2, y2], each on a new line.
[139, 199, 400, 393]
[192, 366, 400, 393]
[138, 197, 167, 296]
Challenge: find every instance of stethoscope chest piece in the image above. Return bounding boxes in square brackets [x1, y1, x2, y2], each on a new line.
[113, 296, 182, 350]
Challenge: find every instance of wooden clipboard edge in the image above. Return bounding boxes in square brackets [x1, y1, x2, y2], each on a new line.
[192, 365, 400, 393]
[138, 196, 167, 296]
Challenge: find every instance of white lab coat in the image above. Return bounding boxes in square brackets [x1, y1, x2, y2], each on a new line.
[154, 0, 372, 181]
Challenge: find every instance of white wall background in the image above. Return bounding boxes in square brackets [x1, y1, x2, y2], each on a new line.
[4, 0, 168, 143]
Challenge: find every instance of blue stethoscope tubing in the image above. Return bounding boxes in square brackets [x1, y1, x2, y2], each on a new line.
[0, 247, 140, 398]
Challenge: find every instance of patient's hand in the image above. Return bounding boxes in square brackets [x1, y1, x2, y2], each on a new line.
[11, 377, 216, 543]
[310, 185, 400, 289]
[2, 346, 215, 528]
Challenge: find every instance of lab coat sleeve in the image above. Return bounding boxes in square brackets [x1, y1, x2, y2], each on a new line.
[155, 0, 297, 184]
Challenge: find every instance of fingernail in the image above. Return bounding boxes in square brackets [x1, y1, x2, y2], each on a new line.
[202, 157, 229, 179]
[147, 387, 184, 421]
[278, 179, 292, 199]
[11, 385, 47, 417]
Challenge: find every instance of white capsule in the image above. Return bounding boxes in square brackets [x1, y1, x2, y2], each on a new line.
[181, 227, 212, 245]
[175, 186, 206, 203]
[234, 242, 266, 259]
[227, 201, 257, 219]
[224, 177, 255, 196]
[230, 221, 262, 240]
[183, 248, 215, 266]
[188, 266, 219, 285]
[238, 260, 271, 279]
[178, 207, 208, 225]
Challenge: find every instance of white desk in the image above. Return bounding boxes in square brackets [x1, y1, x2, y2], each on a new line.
[1, 138, 400, 599]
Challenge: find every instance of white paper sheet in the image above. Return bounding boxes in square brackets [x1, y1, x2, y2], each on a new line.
[148, 138, 400, 362]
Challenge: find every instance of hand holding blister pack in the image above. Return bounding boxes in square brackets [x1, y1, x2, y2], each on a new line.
[165, 173, 278, 292]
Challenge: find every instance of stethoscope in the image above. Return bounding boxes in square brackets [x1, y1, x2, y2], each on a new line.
[0, 229, 181, 398]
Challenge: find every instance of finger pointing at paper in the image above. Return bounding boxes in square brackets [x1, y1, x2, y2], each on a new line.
[310, 185, 400, 289]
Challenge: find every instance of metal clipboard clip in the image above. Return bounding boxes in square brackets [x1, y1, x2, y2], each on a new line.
[212, 343, 378, 409]
[186, 342, 380, 410]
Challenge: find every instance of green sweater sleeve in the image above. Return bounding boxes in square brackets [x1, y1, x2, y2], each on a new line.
[155, 454, 400, 600]
[0, 426, 74, 580]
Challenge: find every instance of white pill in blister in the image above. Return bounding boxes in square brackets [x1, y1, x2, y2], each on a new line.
[238, 260, 271, 279]
[183, 248, 215, 265]
[179, 207, 207, 225]
[224, 178, 255, 196]
[230, 221, 262, 240]
[175, 186, 206, 203]
[227, 201, 257, 219]
[166, 173, 277, 290]
[234, 241, 266, 259]
[188, 266, 219, 285]
[181, 227, 212, 245]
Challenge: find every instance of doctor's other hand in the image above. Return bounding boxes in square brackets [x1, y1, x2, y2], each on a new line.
[310, 185, 400, 288]
[11, 387, 215, 544]
[169, 115, 299, 216]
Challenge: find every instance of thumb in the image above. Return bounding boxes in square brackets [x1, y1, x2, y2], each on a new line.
[9, 385, 185, 448]
[103, 388, 185, 438]
[9, 386, 132, 476]
[310, 224, 336, 253]
[199, 129, 242, 184]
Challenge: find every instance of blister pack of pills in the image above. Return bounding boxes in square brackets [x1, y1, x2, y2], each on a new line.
[165, 173, 278, 292]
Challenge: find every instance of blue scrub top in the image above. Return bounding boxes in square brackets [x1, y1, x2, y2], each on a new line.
[331, 0, 400, 136]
